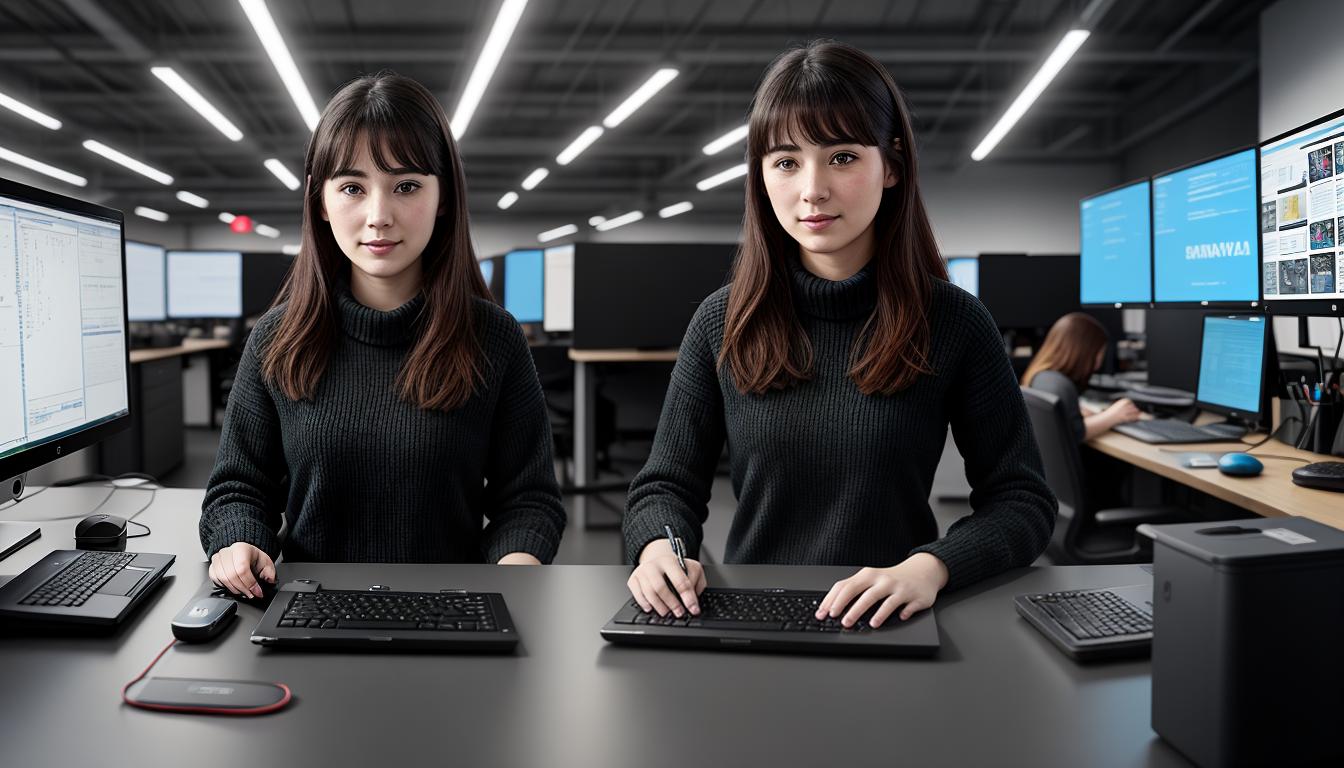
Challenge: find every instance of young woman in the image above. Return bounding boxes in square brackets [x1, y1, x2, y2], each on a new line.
[1021, 312, 1143, 442]
[622, 41, 1056, 628]
[201, 73, 565, 598]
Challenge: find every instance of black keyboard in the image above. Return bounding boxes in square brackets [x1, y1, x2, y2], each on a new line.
[1116, 419, 1244, 443]
[1026, 590, 1151, 640]
[617, 587, 874, 632]
[19, 551, 136, 607]
[280, 590, 499, 632]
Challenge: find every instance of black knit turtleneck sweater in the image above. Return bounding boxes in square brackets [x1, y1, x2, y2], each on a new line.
[200, 286, 566, 564]
[623, 261, 1056, 591]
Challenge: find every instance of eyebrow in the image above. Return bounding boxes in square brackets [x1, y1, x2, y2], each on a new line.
[764, 140, 860, 154]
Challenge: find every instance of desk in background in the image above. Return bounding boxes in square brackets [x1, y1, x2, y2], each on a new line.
[0, 486, 1196, 768]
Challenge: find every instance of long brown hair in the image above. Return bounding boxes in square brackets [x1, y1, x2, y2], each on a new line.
[262, 72, 490, 410]
[719, 40, 947, 396]
[1021, 312, 1110, 390]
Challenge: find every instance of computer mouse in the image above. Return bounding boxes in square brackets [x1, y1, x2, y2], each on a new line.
[1217, 453, 1263, 477]
[75, 513, 127, 551]
[171, 596, 238, 642]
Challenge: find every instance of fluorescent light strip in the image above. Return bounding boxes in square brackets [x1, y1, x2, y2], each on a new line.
[255, 223, 280, 238]
[450, 0, 529, 140]
[659, 201, 693, 219]
[282, 243, 301, 255]
[520, 167, 549, 190]
[555, 126, 603, 166]
[82, 140, 173, 185]
[538, 223, 577, 243]
[587, 215, 605, 227]
[0, 146, 86, 186]
[264, 158, 301, 190]
[695, 163, 747, 191]
[238, 0, 321, 130]
[702, 124, 748, 155]
[971, 29, 1090, 162]
[603, 68, 679, 129]
[134, 206, 169, 222]
[176, 190, 209, 208]
[0, 91, 62, 130]
[497, 191, 519, 210]
[151, 66, 244, 142]
[594, 210, 643, 231]
[219, 212, 236, 223]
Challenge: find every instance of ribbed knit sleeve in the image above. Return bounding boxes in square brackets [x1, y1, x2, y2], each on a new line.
[910, 292, 1057, 590]
[622, 294, 727, 564]
[199, 312, 287, 560]
[480, 321, 567, 564]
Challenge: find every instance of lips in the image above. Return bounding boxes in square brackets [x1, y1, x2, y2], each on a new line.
[800, 214, 837, 232]
[362, 239, 400, 255]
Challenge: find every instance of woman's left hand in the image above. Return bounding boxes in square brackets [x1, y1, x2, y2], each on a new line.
[816, 553, 950, 627]
[497, 552, 542, 565]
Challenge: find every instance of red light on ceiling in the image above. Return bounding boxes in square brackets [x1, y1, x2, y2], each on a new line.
[230, 215, 253, 234]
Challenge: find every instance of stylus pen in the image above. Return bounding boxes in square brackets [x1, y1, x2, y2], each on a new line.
[664, 525, 687, 574]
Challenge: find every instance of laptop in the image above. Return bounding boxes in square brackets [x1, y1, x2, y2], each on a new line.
[1015, 566, 1154, 661]
[1114, 419, 1246, 444]
[0, 549, 175, 629]
[250, 576, 518, 653]
[600, 586, 940, 657]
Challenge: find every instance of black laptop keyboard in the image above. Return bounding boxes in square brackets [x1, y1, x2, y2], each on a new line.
[1025, 589, 1152, 641]
[1117, 419, 1245, 443]
[617, 587, 875, 632]
[280, 590, 499, 631]
[19, 551, 136, 607]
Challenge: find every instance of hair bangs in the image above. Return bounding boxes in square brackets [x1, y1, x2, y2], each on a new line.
[312, 98, 442, 183]
[750, 65, 884, 158]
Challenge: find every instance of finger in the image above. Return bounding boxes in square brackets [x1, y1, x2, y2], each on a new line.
[843, 584, 893, 627]
[258, 554, 277, 584]
[627, 575, 652, 612]
[638, 573, 674, 617]
[230, 546, 261, 597]
[826, 575, 871, 619]
[690, 561, 708, 594]
[899, 596, 933, 621]
[652, 573, 686, 618]
[869, 593, 906, 628]
[817, 580, 845, 618]
[664, 566, 698, 615]
[218, 557, 249, 598]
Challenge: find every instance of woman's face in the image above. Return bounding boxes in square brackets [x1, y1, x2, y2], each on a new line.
[321, 141, 441, 284]
[761, 137, 895, 265]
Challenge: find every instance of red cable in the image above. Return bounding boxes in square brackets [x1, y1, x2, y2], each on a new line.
[121, 637, 292, 716]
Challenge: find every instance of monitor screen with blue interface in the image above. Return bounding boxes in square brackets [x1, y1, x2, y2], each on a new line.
[1258, 110, 1344, 306]
[945, 257, 978, 297]
[504, 249, 543, 323]
[167, 250, 242, 318]
[479, 258, 494, 286]
[1196, 315, 1266, 416]
[125, 240, 166, 321]
[1152, 148, 1260, 304]
[0, 186, 129, 464]
[1080, 180, 1151, 304]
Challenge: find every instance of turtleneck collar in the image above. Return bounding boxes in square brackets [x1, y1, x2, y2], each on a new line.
[789, 256, 878, 322]
[336, 282, 425, 347]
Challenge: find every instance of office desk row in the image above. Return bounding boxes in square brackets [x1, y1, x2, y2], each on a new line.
[0, 486, 1198, 767]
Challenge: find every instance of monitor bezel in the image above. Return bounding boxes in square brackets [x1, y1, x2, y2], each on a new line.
[1150, 145, 1263, 310]
[1079, 177, 1154, 308]
[1259, 107, 1344, 318]
[503, 248, 545, 325]
[1193, 313, 1268, 424]
[0, 176, 133, 485]
[125, 239, 168, 322]
[165, 249, 244, 319]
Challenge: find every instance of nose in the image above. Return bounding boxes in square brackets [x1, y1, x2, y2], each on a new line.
[365, 189, 393, 231]
[800, 165, 829, 204]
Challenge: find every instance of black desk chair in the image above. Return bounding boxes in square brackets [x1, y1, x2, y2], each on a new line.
[1022, 386, 1189, 564]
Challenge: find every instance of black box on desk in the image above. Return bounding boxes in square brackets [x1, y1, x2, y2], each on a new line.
[1137, 518, 1344, 768]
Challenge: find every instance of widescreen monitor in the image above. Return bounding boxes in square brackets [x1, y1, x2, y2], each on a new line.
[125, 240, 166, 321]
[504, 249, 544, 324]
[167, 250, 242, 319]
[1080, 179, 1152, 306]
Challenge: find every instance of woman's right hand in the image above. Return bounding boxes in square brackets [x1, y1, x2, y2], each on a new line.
[627, 538, 707, 617]
[1105, 397, 1143, 425]
[209, 542, 276, 599]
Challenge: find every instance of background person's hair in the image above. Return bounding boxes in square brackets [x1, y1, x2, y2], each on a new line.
[1020, 312, 1110, 391]
[719, 39, 948, 396]
[262, 71, 490, 411]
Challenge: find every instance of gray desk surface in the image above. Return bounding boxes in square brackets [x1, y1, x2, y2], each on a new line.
[0, 487, 1192, 768]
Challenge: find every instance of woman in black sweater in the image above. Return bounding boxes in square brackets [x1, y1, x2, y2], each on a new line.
[623, 41, 1056, 628]
[201, 73, 565, 599]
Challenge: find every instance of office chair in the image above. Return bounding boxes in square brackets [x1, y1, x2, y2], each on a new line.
[1022, 386, 1189, 564]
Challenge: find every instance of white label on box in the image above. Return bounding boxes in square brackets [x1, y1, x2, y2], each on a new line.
[1263, 528, 1315, 546]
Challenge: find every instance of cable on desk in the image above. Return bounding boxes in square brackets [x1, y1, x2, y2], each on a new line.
[6, 474, 163, 523]
[122, 637, 293, 716]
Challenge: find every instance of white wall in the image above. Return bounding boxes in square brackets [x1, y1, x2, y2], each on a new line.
[1262, 0, 1344, 356]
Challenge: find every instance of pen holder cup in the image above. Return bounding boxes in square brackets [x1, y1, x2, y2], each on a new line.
[1277, 398, 1343, 455]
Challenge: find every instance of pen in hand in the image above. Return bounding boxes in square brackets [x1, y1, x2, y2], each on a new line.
[664, 525, 687, 574]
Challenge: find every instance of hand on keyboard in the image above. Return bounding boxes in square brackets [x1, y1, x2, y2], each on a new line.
[209, 541, 276, 599]
[629, 538, 707, 617]
[817, 553, 949, 628]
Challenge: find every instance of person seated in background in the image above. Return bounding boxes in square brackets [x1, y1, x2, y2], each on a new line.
[1020, 312, 1142, 442]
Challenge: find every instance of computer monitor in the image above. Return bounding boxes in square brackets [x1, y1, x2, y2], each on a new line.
[945, 256, 978, 297]
[1080, 179, 1152, 306]
[503, 249, 543, 324]
[125, 240, 166, 322]
[1195, 314, 1267, 424]
[977, 253, 1080, 329]
[0, 177, 131, 502]
[167, 250, 242, 319]
[479, 258, 494, 286]
[1144, 308, 1205, 394]
[543, 244, 574, 333]
[242, 252, 294, 317]
[484, 255, 505, 304]
[1151, 147, 1260, 307]
[1258, 107, 1344, 315]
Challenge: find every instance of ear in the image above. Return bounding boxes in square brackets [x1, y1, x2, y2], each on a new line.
[883, 138, 901, 188]
[311, 175, 329, 222]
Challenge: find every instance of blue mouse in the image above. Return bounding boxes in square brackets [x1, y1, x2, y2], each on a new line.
[1218, 453, 1263, 477]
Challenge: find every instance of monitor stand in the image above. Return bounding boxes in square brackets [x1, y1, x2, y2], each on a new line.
[2, 473, 26, 505]
[1200, 418, 1250, 439]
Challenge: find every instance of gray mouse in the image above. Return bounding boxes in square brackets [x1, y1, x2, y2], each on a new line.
[171, 596, 238, 642]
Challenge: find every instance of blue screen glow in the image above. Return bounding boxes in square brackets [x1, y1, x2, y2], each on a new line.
[1196, 315, 1266, 414]
[1080, 180, 1151, 304]
[946, 257, 978, 297]
[1153, 148, 1259, 303]
[504, 249, 543, 323]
